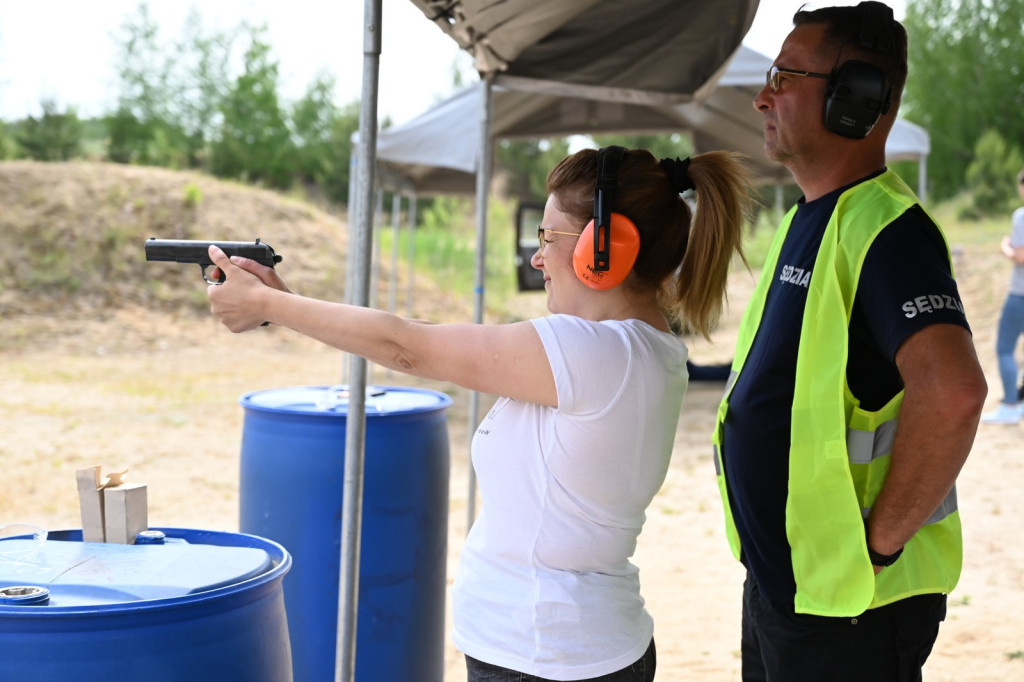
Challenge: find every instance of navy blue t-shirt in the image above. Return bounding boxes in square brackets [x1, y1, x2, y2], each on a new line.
[720, 174, 971, 604]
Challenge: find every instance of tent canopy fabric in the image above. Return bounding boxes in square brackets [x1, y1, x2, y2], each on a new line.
[374, 44, 931, 195]
[409, 0, 759, 105]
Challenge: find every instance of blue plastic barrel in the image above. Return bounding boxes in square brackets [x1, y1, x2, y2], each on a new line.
[0, 527, 292, 681]
[239, 384, 452, 682]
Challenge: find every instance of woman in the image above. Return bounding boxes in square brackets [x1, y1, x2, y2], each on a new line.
[981, 166, 1024, 424]
[207, 146, 753, 681]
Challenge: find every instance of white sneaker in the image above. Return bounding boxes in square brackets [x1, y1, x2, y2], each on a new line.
[981, 403, 1022, 424]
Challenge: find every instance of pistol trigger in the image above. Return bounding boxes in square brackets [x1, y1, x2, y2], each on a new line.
[202, 264, 225, 285]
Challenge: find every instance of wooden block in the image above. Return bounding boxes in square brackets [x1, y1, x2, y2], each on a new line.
[76, 467, 106, 543]
[103, 484, 148, 545]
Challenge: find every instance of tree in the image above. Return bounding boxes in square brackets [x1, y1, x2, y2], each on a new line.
[903, 0, 1024, 201]
[16, 100, 83, 161]
[591, 133, 694, 162]
[496, 139, 572, 201]
[292, 74, 340, 184]
[107, 1, 185, 166]
[963, 129, 1024, 218]
[291, 75, 362, 204]
[210, 24, 294, 188]
[172, 7, 233, 168]
[294, 89, 360, 205]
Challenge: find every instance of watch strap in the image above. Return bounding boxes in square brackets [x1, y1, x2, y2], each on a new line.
[867, 543, 904, 567]
[864, 518, 904, 566]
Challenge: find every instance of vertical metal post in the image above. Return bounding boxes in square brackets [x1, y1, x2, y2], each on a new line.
[389, 193, 401, 315]
[407, 195, 418, 318]
[466, 79, 494, 533]
[342, 152, 360, 384]
[335, 2, 381, 681]
[917, 157, 927, 204]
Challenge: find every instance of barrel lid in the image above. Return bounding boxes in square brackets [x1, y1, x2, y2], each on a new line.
[0, 533, 273, 607]
[239, 384, 453, 416]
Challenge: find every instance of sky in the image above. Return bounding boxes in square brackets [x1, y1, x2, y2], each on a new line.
[0, 0, 905, 126]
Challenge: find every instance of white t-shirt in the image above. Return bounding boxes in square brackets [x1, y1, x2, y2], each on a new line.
[452, 314, 689, 680]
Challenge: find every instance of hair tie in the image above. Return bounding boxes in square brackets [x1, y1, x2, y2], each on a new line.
[660, 156, 695, 193]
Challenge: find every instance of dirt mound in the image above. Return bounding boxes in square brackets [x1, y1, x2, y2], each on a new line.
[0, 161, 474, 350]
[0, 160, 350, 313]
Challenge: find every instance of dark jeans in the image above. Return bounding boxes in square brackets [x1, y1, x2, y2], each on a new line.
[465, 639, 656, 682]
[741, 573, 946, 682]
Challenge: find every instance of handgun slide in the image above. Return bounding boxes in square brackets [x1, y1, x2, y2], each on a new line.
[145, 238, 283, 284]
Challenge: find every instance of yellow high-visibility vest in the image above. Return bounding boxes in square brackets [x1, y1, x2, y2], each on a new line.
[712, 170, 962, 616]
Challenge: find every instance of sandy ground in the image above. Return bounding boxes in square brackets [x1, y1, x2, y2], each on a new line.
[2, 255, 1023, 681]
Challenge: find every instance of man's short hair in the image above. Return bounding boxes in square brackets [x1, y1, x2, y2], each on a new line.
[794, 2, 909, 108]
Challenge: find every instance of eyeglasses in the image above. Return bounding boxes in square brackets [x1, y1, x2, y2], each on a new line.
[766, 65, 831, 92]
[1018, 175, 1024, 185]
[537, 227, 581, 252]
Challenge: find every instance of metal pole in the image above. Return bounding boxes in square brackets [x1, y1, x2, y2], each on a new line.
[466, 79, 494, 533]
[336, 2, 381, 681]
[407, 195, 418, 318]
[918, 156, 927, 204]
[342, 150, 360, 384]
[389, 192, 401, 316]
[367, 189, 384, 379]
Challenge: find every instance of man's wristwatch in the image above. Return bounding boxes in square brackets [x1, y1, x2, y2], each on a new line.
[867, 544, 904, 567]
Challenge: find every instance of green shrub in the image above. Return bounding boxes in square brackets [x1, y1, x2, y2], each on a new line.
[965, 129, 1024, 218]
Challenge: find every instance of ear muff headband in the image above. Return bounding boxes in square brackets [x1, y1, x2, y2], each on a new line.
[823, 1, 896, 139]
[572, 146, 641, 290]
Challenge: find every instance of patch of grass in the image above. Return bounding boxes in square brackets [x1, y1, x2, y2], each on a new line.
[182, 181, 203, 207]
[377, 195, 519, 309]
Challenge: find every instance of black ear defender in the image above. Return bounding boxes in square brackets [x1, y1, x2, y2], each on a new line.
[823, 1, 896, 139]
[572, 146, 641, 290]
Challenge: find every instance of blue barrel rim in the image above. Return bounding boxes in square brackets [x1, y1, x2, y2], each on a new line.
[0, 527, 291, 617]
[238, 384, 454, 418]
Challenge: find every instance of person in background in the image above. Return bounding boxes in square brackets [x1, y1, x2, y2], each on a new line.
[712, 3, 987, 680]
[980, 166, 1024, 424]
[207, 145, 754, 681]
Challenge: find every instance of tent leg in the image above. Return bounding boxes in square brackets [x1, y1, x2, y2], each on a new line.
[336, 2, 382, 681]
[467, 78, 494, 534]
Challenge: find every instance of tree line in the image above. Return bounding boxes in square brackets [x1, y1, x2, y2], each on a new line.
[3, 4, 360, 204]
[2, 0, 1022, 218]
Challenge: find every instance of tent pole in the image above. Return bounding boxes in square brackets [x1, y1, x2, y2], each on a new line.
[367, 188, 384, 379]
[336, 2, 381, 681]
[342, 150, 360, 384]
[407, 194, 418, 318]
[389, 192, 401, 316]
[918, 155, 927, 203]
[467, 78, 494, 534]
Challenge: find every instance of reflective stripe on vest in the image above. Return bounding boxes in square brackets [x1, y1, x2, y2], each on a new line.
[713, 171, 963, 616]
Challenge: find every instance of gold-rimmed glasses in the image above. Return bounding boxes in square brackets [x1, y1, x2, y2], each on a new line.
[537, 227, 581, 252]
[766, 65, 831, 92]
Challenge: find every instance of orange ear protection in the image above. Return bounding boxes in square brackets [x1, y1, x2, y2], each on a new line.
[572, 146, 641, 290]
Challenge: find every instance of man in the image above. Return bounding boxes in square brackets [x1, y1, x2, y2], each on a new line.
[712, 3, 988, 681]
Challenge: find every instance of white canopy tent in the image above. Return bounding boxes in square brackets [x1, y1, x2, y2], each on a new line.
[374, 45, 931, 197]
